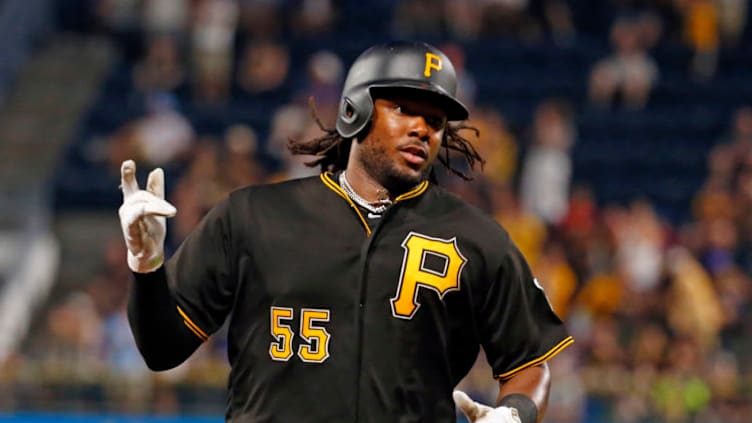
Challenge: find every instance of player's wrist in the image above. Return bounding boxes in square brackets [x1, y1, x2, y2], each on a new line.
[498, 394, 537, 423]
[128, 250, 164, 273]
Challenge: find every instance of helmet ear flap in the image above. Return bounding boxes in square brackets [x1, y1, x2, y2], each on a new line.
[336, 87, 374, 139]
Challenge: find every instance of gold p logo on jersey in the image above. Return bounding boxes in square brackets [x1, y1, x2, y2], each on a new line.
[391, 232, 467, 319]
[424, 53, 442, 77]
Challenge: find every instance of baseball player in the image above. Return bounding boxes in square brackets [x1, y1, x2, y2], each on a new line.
[119, 41, 573, 422]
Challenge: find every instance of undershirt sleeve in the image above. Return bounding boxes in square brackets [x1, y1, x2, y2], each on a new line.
[128, 267, 204, 370]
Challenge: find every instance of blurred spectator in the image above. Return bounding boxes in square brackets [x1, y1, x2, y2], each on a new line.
[43, 291, 104, 379]
[443, 0, 482, 40]
[696, 146, 738, 207]
[545, 349, 585, 423]
[190, 0, 239, 104]
[699, 215, 739, 275]
[170, 138, 226, 244]
[142, 0, 189, 36]
[636, 10, 665, 50]
[629, 322, 669, 370]
[725, 106, 752, 160]
[391, 0, 445, 37]
[265, 103, 312, 178]
[86, 239, 150, 410]
[579, 316, 629, 418]
[612, 200, 667, 293]
[717, 0, 749, 47]
[702, 108, 752, 277]
[492, 182, 547, 267]
[439, 42, 477, 108]
[294, 50, 344, 113]
[665, 246, 725, 349]
[519, 98, 576, 226]
[559, 185, 601, 279]
[221, 124, 266, 189]
[588, 16, 659, 110]
[715, 265, 751, 343]
[534, 240, 578, 319]
[678, 0, 721, 80]
[95, 0, 141, 38]
[442, 173, 496, 213]
[236, 39, 291, 96]
[100, 306, 152, 410]
[706, 349, 742, 405]
[108, 93, 195, 170]
[467, 108, 517, 185]
[478, 0, 542, 40]
[288, 0, 339, 37]
[734, 167, 752, 272]
[576, 271, 624, 318]
[560, 185, 598, 237]
[237, 0, 284, 38]
[132, 34, 187, 96]
[541, 0, 577, 45]
[650, 337, 712, 422]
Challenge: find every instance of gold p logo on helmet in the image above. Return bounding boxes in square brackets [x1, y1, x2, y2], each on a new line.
[424, 53, 442, 77]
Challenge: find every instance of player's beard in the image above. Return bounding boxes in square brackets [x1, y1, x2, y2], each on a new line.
[356, 136, 429, 195]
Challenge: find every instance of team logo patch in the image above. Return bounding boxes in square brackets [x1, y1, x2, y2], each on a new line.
[391, 231, 467, 319]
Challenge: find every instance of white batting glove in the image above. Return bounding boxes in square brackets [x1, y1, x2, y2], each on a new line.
[118, 160, 177, 273]
[453, 390, 522, 423]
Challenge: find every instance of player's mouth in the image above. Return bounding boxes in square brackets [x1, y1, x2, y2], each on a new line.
[399, 145, 428, 166]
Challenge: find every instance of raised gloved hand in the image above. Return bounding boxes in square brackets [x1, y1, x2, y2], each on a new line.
[453, 390, 522, 423]
[118, 160, 177, 273]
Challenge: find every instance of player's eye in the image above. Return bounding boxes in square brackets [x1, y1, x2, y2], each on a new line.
[426, 116, 447, 131]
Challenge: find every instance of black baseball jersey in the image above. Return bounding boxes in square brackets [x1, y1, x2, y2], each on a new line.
[164, 172, 573, 422]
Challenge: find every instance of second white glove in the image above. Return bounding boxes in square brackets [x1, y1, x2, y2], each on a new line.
[118, 160, 177, 273]
[453, 390, 522, 423]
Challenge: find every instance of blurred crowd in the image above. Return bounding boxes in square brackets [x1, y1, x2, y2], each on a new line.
[1, 1, 751, 422]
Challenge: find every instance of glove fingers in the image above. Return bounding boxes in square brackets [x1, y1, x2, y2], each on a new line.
[146, 167, 166, 199]
[122, 191, 177, 218]
[120, 160, 140, 197]
[143, 198, 177, 217]
[453, 390, 482, 421]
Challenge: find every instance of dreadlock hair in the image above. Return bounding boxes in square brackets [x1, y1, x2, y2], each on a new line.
[288, 97, 485, 180]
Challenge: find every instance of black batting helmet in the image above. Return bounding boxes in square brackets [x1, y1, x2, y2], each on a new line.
[335, 41, 469, 139]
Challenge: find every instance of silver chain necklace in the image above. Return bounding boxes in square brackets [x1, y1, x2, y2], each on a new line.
[339, 172, 393, 214]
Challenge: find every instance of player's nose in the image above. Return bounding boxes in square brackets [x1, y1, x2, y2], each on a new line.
[407, 115, 430, 141]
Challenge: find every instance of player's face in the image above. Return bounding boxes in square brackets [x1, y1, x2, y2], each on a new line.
[356, 94, 447, 191]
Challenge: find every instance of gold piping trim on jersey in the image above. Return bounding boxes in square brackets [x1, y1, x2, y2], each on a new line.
[394, 180, 429, 202]
[494, 336, 574, 381]
[320, 172, 372, 235]
[177, 306, 209, 341]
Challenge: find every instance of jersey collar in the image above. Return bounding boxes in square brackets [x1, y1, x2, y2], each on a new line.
[320, 172, 430, 235]
[320, 172, 429, 204]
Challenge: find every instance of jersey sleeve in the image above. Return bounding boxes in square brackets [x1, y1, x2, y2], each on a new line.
[164, 196, 238, 340]
[479, 242, 573, 381]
